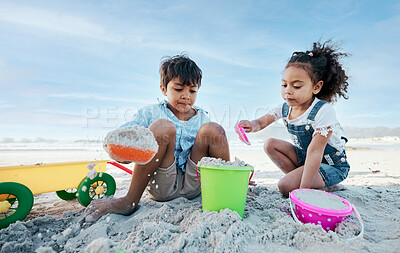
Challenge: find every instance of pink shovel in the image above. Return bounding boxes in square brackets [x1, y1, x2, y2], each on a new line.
[234, 123, 251, 145]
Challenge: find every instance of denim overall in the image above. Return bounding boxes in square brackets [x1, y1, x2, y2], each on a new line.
[282, 100, 350, 187]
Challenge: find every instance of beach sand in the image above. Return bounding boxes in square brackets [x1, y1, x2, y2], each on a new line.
[0, 140, 399, 252]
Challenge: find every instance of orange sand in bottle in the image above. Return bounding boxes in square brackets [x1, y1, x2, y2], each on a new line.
[105, 126, 159, 164]
[107, 143, 157, 164]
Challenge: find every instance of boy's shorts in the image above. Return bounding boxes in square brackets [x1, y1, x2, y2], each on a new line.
[146, 155, 201, 201]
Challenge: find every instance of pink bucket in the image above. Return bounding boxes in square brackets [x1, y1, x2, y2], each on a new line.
[289, 189, 363, 236]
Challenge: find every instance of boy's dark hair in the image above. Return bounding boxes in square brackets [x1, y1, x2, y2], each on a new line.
[286, 40, 349, 103]
[159, 54, 202, 89]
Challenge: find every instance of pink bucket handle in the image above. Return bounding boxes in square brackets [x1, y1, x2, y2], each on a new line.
[196, 166, 254, 185]
[289, 196, 364, 240]
[196, 166, 201, 184]
[249, 169, 254, 182]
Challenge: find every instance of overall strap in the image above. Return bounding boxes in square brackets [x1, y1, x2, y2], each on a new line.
[307, 100, 327, 121]
[282, 103, 290, 118]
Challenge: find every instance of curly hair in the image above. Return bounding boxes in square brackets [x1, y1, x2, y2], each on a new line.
[285, 40, 349, 103]
[159, 54, 202, 89]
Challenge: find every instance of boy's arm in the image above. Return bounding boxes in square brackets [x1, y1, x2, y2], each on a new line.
[300, 131, 332, 188]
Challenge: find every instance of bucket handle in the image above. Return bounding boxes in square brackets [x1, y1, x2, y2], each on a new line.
[289, 197, 364, 240]
[348, 204, 364, 241]
[196, 166, 254, 185]
[289, 197, 302, 224]
[196, 166, 201, 184]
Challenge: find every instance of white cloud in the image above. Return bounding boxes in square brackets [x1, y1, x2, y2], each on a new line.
[374, 14, 400, 35]
[0, 2, 122, 42]
[0, 99, 12, 109]
[0, 2, 289, 71]
[35, 109, 82, 118]
[0, 59, 34, 87]
[48, 93, 153, 104]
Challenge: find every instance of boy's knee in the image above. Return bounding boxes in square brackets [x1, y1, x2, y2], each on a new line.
[198, 122, 226, 137]
[149, 119, 176, 145]
[264, 138, 278, 154]
[149, 119, 176, 134]
[197, 122, 227, 145]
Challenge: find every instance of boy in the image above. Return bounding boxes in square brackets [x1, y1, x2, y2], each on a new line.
[85, 54, 230, 222]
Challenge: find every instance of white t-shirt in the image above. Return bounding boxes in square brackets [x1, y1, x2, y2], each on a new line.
[267, 98, 346, 151]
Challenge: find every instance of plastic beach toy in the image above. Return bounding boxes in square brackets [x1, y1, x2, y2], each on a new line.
[0, 160, 115, 229]
[107, 144, 157, 164]
[234, 123, 250, 145]
[105, 126, 158, 164]
[196, 164, 254, 218]
[289, 189, 364, 240]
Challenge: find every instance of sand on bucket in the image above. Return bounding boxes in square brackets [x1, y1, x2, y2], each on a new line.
[294, 189, 348, 210]
[197, 157, 250, 167]
[104, 126, 158, 164]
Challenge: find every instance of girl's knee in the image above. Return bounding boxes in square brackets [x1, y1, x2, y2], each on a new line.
[277, 177, 291, 197]
[264, 138, 278, 154]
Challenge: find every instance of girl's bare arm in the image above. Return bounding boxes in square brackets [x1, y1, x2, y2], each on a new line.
[300, 131, 332, 188]
[239, 114, 276, 133]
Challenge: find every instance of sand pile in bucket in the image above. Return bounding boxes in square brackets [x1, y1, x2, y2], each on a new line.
[294, 190, 348, 210]
[104, 126, 158, 164]
[197, 157, 252, 167]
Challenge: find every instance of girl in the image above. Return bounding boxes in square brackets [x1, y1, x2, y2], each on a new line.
[240, 40, 350, 197]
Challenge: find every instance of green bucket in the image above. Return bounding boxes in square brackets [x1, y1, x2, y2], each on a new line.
[197, 165, 254, 218]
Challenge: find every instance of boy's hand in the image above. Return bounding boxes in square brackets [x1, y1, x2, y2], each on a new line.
[239, 120, 253, 133]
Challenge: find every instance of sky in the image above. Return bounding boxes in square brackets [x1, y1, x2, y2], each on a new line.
[0, 0, 399, 141]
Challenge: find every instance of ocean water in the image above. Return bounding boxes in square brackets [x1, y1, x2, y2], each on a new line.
[1, 137, 399, 167]
[0, 141, 107, 166]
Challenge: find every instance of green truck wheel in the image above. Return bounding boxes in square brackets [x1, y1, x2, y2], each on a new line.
[56, 189, 78, 200]
[0, 182, 34, 229]
[76, 172, 116, 207]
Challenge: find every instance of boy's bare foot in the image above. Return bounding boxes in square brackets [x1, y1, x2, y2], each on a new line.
[84, 197, 137, 223]
[321, 184, 346, 192]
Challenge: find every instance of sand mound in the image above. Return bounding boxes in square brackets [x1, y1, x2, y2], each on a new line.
[0, 186, 377, 253]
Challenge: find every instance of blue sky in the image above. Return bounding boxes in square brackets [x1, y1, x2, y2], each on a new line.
[0, 0, 399, 140]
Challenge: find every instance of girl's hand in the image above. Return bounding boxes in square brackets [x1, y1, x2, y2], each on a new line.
[239, 120, 253, 132]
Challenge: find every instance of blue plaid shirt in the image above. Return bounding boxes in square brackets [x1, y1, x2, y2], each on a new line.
[120, 100, 210, 171]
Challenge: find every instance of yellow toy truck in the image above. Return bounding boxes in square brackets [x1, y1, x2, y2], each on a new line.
[0, 160, 116, 229]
